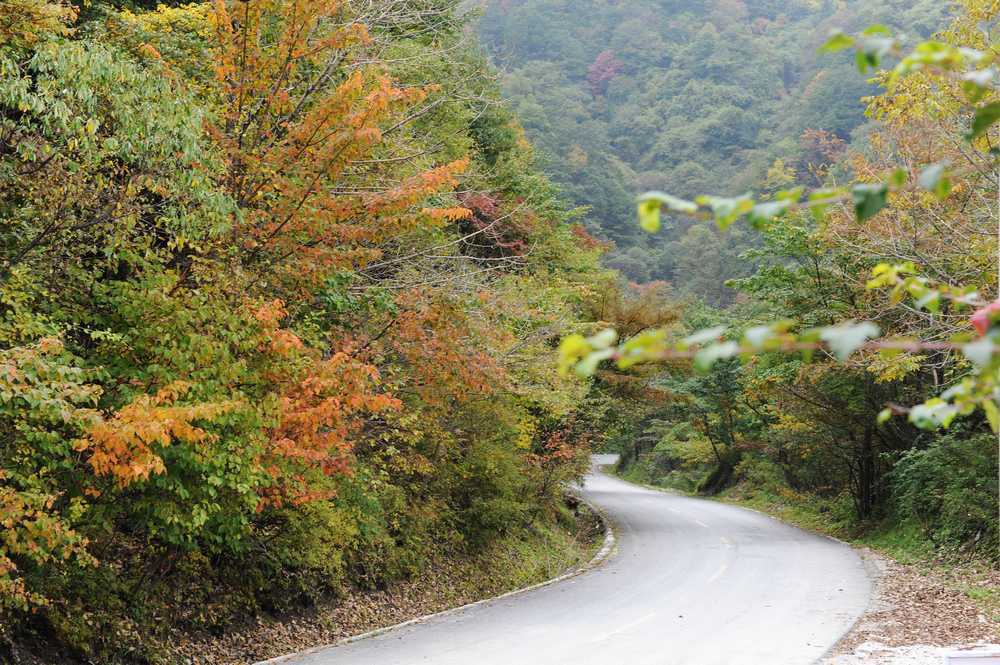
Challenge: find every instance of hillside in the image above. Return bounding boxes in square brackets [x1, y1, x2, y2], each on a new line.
[0, 1, 618, 661]
[476, 0, 948, 298]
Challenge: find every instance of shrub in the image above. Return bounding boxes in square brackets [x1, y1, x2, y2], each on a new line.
[890, 432, 999, 554]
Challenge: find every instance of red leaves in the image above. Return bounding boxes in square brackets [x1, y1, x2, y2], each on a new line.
[571, 224, 611, 251]
[389, 293, 502, 408]
[261, 352, 400, 508]
[457, 191, 537, 260]
[587, 50, 624, 97]
[971, 299, 1000, 335]
[252, 299, 305, 355]
[251, 300, 400, 507]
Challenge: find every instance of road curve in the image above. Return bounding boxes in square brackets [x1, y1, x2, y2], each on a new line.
[272, 460, 871, 665]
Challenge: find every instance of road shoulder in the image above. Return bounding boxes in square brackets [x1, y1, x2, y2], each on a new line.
[163, 497, 614, 665]
[822, 548, 1000, 664]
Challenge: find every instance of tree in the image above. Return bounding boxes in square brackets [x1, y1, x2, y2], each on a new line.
[561, 0, 1000, 551]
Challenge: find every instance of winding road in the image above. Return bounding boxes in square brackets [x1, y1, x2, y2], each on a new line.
[269, 456, 872, 665]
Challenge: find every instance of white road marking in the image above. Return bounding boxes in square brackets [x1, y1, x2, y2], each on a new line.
[584, 612, 658, 644]
[707, 563, 728, 584]
[693, 519, 709, 529]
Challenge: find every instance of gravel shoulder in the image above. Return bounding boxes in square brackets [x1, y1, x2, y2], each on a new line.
[821, 549, 999, 663]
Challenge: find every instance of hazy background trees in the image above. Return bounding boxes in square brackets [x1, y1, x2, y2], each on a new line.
[476, 0, 948, 302]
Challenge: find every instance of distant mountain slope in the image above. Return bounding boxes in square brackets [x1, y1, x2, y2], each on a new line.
[476, 0, 948, 296]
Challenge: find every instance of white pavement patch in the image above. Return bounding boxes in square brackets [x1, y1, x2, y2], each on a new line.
[826, 642, 1000, 664]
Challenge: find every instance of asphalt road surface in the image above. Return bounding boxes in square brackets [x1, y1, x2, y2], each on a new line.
[270, 457, 872, 665]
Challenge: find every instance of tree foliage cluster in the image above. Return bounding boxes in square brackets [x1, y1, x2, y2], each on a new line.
[575, 0, 1000, 558]
[0, 0, 612, 660]
[477, 0, 948, 300]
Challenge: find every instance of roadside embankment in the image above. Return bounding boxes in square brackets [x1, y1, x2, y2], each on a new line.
[165, 501, 605, 665]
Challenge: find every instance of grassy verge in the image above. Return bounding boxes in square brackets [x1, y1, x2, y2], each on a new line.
[163, 502, 604, 665]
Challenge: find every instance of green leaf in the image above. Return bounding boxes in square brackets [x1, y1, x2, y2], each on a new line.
[962, 336, 995, 368]
[914, 290, 941, 314]
[638, 191, 698, 214]
[820, 321, 881, 361]
[743, 326, 775, 350]
[862, 24, 891, 37]
[695, 194, 754, 230]
[917, 162, 951, 199]
[961, 69, 995, 103]
[941, 381, 972, 401]
[820, 31, 855, 53]
[909, 400, 959, 430]
[969, 101, 1000, 140]
[809, 187, 846, 202]
[576, 349, 615, 378]
[775, 186, 805, 202]
[588, 329, 619, 350]
[747, 200, 791, 229]
[959, 47, 989, 65]
[889, 168, 908, 187]
[808, 187, 846, 221]
[851, 183, 889, 222]
[877, 408, 893, 425]
[693, 342, 740, 373]
[557, 334, 591, 375]
[638, 199, 661, 233]
[858, 36, 895, 73]
[682, 326, 728, 348]
[856, 49, 879, 73]
[618, 329, 667, 369]
[983, 399, 1000, 433]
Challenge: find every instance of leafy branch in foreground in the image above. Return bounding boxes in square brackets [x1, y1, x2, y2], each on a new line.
[564, 24, 1000, 433]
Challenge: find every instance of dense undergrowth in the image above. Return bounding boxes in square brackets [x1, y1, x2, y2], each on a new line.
[616, 429, 999, 564]
[0, 1, 621, 662]
[166, 501, 602, 664]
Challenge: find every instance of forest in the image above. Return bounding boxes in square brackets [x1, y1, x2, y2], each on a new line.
[0, 0, 621, 662]
[5, 0, 1000, 662]
[534, 0, 1000, 571]
[478, 0, 951, 300]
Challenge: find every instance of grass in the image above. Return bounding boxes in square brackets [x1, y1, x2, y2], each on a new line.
[485, 505, 604, 590]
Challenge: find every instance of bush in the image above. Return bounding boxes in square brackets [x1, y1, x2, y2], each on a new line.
[453, 441, 531, 547]
[243, 499, 357, 613]
[890, 432, 998, 554]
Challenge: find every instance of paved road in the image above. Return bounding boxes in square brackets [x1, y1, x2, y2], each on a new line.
[272, 458, 872, 665]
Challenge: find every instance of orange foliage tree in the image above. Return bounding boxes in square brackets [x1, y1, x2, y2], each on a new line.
[252, 300, 400, 507]
[77, 383, 237, 488]
[205, 0, 471, 293]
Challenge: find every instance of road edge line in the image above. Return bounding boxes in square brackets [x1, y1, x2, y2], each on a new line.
[253, 493, 617, 665]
